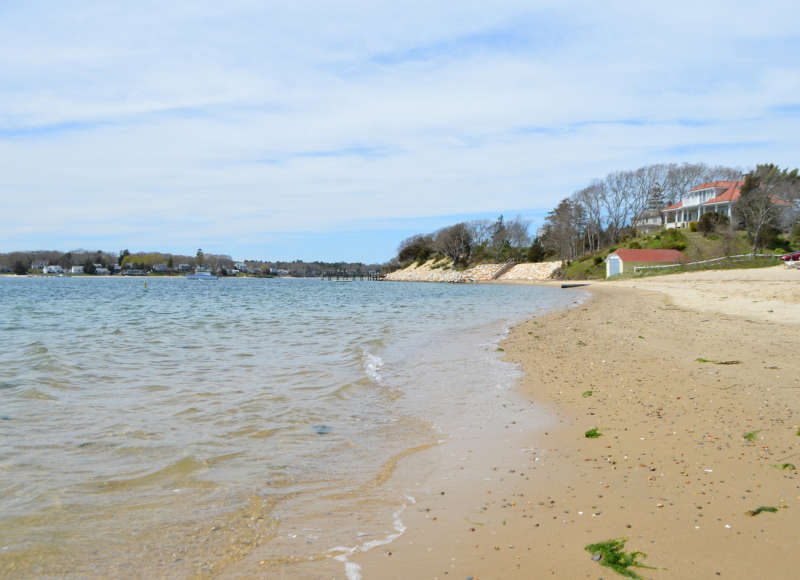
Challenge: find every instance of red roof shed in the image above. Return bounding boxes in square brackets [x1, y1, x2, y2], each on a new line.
[606, 249, 687, 277]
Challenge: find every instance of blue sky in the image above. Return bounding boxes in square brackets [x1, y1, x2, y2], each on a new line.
[1, 1, 799, 263]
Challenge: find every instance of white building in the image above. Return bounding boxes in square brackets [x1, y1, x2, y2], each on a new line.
[43, 265, 64, 274]
[71, 265, 84, 274]
[631, 212, 663, 233]
[662, 180, 743, 228]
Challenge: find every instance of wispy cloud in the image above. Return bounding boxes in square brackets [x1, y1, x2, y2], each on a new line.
[1, 1, 799, 261]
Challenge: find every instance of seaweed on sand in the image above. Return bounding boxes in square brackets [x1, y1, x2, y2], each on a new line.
[585, 538, 655, 579]
[747, 506, 778, 516]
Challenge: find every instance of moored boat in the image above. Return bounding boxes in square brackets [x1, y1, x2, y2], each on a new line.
[186, 271, 218, 280]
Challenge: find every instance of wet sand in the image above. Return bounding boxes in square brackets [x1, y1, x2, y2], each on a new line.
[353, 266, 800, 579]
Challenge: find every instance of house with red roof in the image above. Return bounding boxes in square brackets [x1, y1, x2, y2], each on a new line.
[605, 248, 688, 278]
[662, 180, 744, 229]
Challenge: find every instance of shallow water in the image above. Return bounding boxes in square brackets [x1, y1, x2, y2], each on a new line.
[0, 276, 579, 577]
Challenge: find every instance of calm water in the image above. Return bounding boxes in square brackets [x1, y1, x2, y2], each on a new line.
[0, 276, 579, 578]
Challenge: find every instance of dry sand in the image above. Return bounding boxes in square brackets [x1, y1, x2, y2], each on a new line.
[351, 266, 800, 579]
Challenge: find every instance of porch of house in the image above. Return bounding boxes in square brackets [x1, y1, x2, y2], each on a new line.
[663, 202, 733, 229]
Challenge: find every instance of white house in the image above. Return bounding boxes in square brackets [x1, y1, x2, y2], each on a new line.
[43, 265, 64, 274]
[662, 180, 743, 228]
[71, 265, 84, 274]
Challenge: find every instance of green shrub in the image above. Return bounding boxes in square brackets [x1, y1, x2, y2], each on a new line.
[689, 221, 698, 232]
[697, 212, 730, 236]
[627, 241, 641, 249]
[593, 255, 603, 265]
[13, 261, 28, 275]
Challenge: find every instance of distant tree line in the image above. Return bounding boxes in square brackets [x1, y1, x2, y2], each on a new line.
[0, 248, 382, 277]
[0, 249, 119, 273]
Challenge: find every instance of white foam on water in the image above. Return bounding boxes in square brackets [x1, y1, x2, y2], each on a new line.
[329, 496, 415, 579]
[362, 350, 384, 384]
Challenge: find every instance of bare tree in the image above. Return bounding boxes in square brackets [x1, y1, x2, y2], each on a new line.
[572, 181, 605, 252]
[435, 223, 473, 267]
[664, 163, 710, 206]
[467, 220, 493, 246]
[602, 170, 635, 243]
[505, 216, 531, 248]
[631, 164, 669, 228]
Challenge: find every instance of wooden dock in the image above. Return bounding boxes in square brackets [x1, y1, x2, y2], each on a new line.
[322, 271, 384, 281]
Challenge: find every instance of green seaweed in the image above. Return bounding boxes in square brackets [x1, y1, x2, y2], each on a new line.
[582, 390, 593, 398]
[747, 506, 778, 516]
[638, 335, 645, 340]
[585, 538, 654, 579]
[495, 347, 504, 352]
[695, 357, 741, 365]
[781, 463, 796, 470]
[585, 428, 602, 438]
[743, 431, 758, 441]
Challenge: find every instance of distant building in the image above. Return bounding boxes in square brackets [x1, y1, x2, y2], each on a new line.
[95, 267, 110, 275]
[152, 263, 169, 273]
[71, 265, 84, 274]
[631, 211, 663, 233]
[605, 249, 688, 278]
[176, 263, 192, 272]
[234, 262, 249, 273]
[43, 265, 64, 274]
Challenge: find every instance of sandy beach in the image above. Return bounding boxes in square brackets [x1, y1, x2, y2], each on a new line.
[351, 265, 800, 579]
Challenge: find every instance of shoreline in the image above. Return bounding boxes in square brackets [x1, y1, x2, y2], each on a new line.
[351, 267, 800, 579]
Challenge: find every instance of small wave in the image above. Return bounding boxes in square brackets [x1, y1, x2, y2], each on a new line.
[92, 456, 207, 492]
[329, 496, 415, 580]
[21, 388, 57, 401]
[362, 350, 384, 384]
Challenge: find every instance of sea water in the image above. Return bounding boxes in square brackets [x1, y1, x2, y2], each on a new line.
[0, 276, 581, 578]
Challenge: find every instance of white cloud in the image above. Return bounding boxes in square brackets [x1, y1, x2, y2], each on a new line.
[1, 1, 799, 260]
